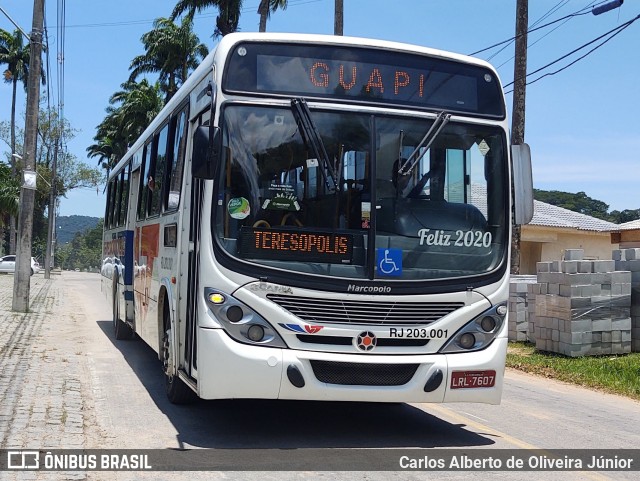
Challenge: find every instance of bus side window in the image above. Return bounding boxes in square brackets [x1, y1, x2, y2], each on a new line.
[138, 142, 152, 220]
[112, 173, 122, 227]
[166, 108, 188, 211]
[119, 164, 130, 225]
[105, 179, 113, 228]
[150, 123, 169, 217]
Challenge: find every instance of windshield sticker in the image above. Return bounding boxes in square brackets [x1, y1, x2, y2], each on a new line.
[262, 194, 300, 211]
[477, 139, 490, 156]
[377, 248, 402, 276]
[228, 197, 251, 219]
[263, 182, 300, 211]
[418, 229, 492, 248]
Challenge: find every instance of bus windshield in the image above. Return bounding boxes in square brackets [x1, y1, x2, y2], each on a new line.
[214, 104, 508, 282]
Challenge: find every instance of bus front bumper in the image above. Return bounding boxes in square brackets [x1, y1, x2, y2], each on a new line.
[197, 327, 507, 404]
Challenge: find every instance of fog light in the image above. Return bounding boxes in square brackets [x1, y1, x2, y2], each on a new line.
[226, 305, 243, 323]
[480, 316, 496, 332]
[496, 304, 507, 316]
[459, 332, 476, 349]
[247, 324, 265, 342]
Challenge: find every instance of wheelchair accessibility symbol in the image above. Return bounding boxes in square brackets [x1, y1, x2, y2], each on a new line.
[377, 248, 402, 276]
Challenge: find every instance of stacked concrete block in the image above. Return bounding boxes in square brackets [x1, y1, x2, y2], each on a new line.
[613, 248, 640, 352]
[508, 276, 537, 342]
[534, 249, 632, 357]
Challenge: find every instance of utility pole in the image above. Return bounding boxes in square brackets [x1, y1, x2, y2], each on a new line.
[334, 0, 343, 35]
[510, 0, 528, 275]
[12, 0, 45, 312]
[44, 139, 59, 279]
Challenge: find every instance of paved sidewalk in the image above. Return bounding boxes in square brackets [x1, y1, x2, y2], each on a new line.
[0, 274, 101, 480]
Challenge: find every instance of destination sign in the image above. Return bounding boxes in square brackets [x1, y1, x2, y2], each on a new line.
[224, 42, 505, 117]
[239, 227, 354, 264]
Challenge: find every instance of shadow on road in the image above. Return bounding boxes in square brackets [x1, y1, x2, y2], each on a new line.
[96, 320, 494, 450]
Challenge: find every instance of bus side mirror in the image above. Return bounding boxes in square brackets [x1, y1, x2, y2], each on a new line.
[511, 143, 534, 225]
[192, 126, 221, 179]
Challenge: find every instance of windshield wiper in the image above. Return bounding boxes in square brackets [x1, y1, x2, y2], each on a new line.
[291, 98, 339, 192]
[397, 111, 451, 177]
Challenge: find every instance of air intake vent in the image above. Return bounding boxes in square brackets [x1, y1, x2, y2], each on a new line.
[310, 360, 419, 386]
[268, 294, 462, 325]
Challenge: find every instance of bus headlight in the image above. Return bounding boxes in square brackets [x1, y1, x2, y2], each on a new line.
[439, 302, 506, 354]
[204, 288, 287, 348]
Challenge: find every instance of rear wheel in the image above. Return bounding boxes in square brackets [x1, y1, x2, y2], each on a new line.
[162, 305, 195, 404]
[113, 279, 133, 340]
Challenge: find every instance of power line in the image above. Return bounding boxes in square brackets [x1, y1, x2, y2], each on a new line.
[469, 0, 610, 56]
[486, 0, 571, 62]
[495, 1, 600, 69]
[504, 13, 640, 94]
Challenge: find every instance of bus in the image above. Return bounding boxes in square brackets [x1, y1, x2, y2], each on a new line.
[102, 32, 533, 405]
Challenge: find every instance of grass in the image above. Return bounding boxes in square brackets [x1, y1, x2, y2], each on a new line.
[506, 342, 640, 401]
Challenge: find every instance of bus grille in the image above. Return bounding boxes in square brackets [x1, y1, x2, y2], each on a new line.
[310, 361, 419, 386]
[296, 335, 429, 348]
[267, 295, 463, 325]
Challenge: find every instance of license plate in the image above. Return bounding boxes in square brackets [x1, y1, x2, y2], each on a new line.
[450, 370, 496, 389]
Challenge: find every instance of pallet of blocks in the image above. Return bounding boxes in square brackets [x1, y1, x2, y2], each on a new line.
[613, 248, 640, 352]
[534, 249, 631, 357]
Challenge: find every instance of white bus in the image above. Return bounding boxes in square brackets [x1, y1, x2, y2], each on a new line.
[102, 32, 533, 405]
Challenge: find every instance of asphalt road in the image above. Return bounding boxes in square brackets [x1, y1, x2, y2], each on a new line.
[61, 272, 640, 481]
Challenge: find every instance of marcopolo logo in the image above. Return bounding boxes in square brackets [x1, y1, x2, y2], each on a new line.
[347, 284, 391, 293]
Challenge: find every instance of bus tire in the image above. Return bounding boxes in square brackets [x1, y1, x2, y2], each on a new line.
[113, 279, 133, 340]
[162, 306, 195, 404]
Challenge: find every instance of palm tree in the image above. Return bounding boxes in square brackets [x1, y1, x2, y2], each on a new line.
[258, 0, 288, 32]
[0, 29, 29, 166]
[129, 17, 208, 102]
[111, 80, 164, 141]
[89, 80, 164, 172]
[171, 0, 243, 37]
[0, 28, 46, 254]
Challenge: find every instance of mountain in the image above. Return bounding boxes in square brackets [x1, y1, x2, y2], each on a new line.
[56, 215, 101, 245]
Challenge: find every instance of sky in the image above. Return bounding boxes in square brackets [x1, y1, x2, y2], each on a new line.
[1, 0, 639, 218]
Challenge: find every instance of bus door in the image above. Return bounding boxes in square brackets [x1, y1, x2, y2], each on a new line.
[181, 108, 212, 380]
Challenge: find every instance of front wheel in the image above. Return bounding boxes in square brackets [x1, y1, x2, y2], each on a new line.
[162, 308, 195, 404]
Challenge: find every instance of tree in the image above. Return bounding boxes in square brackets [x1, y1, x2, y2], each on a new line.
[56, 219, 104, 270]
[608, 209, 640, 224]
[0, 29, 42, 168]
[0, 163, 19, 255]
[258, 0, 287, 32]
[533, 189, 610, 221]
[0, 28, 46, 254]
[129, 17, 208, 102]
[171, 0, 243, 37]
[1, 110, 102, 256]
[89, 79, 164, 172]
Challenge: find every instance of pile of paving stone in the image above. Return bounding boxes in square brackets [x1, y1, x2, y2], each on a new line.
[508, 275, 537, 342]
[532, 249, 632, 357]
[613, 248, 640, 352]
